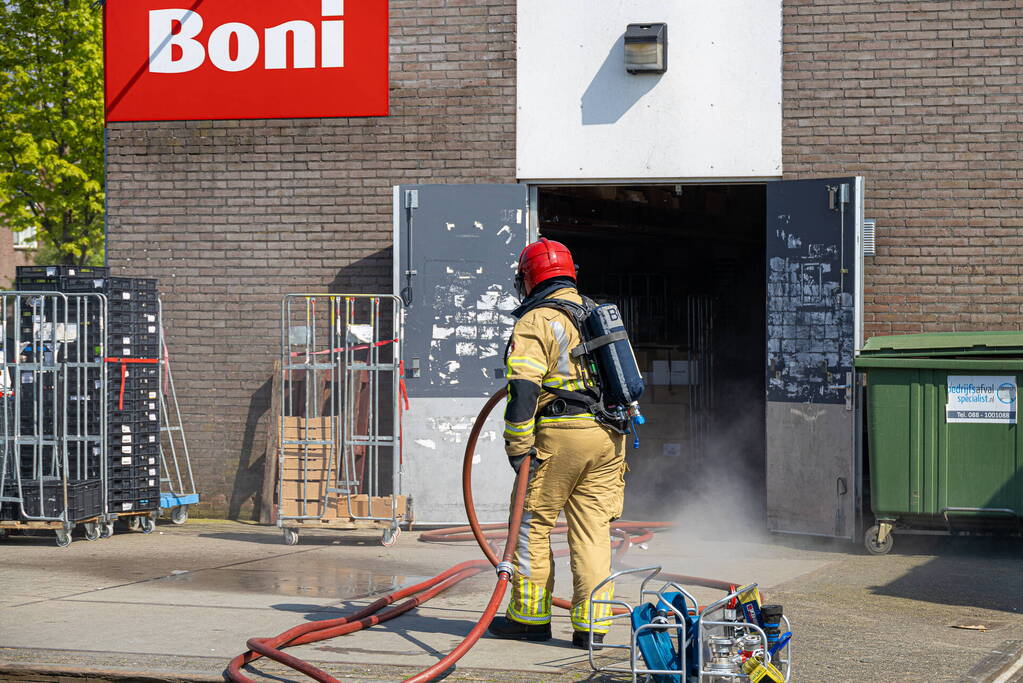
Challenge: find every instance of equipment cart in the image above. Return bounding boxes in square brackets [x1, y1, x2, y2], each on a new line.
[586, 566, 793, 682]
[157, 305, 199, 524]
[276, 294, 409, 546]
[0, 291, 107, 546]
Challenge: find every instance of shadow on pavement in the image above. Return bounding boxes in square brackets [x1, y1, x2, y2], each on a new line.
[870, 535, 1023, 613]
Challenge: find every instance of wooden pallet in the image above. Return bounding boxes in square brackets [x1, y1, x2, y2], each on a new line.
[280, 517, 393, 530]
[0, 519, 72, 529]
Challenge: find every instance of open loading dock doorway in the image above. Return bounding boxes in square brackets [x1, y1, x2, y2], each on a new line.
[537, 184, 767, 524]
[395, 177, 862, 537]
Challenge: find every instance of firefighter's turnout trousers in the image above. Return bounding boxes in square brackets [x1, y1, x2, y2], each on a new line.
[503, 285, 627, 634]
[507, 420, 626, 633]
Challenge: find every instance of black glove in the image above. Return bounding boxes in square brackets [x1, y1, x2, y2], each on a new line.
[508, 448, 537, 474]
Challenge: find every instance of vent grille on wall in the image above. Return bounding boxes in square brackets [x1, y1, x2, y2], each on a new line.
[862, 219, 876, 256]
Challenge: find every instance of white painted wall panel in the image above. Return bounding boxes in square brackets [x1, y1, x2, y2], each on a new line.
[516, 0, 782, 181]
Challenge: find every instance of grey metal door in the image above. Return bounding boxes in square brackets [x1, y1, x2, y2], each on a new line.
[394, 184, 529, 523]
[765, 177, 864, 539]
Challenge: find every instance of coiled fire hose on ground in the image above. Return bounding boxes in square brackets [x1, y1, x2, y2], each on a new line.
[225, 389, 737, 682]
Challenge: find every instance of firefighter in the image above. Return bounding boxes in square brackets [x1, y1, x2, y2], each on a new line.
[487, 238, 627, 649]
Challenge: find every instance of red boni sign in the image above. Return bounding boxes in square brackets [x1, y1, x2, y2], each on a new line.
[104, 0, 388, 122]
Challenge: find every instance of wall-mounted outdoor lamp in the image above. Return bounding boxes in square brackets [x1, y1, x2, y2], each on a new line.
[624, 23, 667, 74]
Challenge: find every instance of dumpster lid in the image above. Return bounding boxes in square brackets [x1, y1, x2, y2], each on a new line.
[860, 331, 1023, 357]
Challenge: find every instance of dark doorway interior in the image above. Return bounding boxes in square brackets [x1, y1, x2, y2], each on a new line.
[538, 184, 767, 525]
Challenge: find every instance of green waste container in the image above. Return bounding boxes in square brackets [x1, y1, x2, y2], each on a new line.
[855, 331, 1023, 554]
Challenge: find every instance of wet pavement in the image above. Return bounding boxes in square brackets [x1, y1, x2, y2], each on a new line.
[0, 520, 1022, 681]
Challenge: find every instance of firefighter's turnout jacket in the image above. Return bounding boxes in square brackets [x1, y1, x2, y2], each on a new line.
[503, 285, 627, 634]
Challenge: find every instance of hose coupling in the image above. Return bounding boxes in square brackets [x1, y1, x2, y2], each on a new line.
[495, 561, 515, 578]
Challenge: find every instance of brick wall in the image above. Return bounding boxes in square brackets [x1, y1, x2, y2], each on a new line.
[783, 0, 1023, 337]
[108, 0, 1023, 516]
[106, 0, 516, 517]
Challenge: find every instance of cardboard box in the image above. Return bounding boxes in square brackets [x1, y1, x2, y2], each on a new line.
[281, 461, 331, 478]
[279, 497, 327, 517]
[282, 416, 336, 441]
[279, 478, 331, 501]
[335, 494, 408, 519]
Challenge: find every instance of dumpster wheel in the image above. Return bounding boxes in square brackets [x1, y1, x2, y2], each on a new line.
[864, 524, 893, 555]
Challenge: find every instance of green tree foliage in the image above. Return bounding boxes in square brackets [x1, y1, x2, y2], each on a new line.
[0, 0, 104, 266]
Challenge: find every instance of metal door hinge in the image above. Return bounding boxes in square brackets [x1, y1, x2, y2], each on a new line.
[405, 190, 419, 209]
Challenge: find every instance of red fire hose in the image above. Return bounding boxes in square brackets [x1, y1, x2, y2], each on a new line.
[225, 389, 736, 682]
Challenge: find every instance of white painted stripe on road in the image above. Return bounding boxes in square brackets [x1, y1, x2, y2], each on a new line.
[992, 650, 1023, 683]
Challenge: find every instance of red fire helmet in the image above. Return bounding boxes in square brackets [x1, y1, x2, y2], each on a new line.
[516, 237, 576, 296]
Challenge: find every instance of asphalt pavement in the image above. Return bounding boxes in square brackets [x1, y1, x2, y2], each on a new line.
[1, 519, 1022, 682]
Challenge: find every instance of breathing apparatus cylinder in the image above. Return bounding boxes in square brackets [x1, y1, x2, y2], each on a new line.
[582, 303, 645, 424]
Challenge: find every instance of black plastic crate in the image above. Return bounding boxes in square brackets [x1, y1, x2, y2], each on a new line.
[107, 401, 156, 416]
[107, 463, 157, 479]
[131, 278, 158, 292]
[106, 299, 137, 316]
[66, 451, 101, 477]
[19, 417, 58, 433]
[108, 418, 160, 435]
[107, 343, 159, 360]
[108, 435, 161, 453]
[108, 340, 160, 355]
[108, 435, 160, 453]
[59, 345, 104, 364]
[107, 331, 160, 346]
[108, 408, 159, 422]
[135, 483, 161, 498]
[107, 374, 160, 390]
[135, 471, 161, 487]
[14, 277, 60, 292]
[107, 319, 159, 337]
[108, 453, 160, 470]
[109, 277, 158, 299]
[122, 365, 160, 380]
[66, 417, 104, 433]
[107, 475, 138, 492]
[107, 440, 160, 457]
[134, 494, 159, 511]
[108, 412, 158, 427]
[107, 375, 159, 392]
[58, 276, 108, 293]
[109, 426, 160, 443]
[108, 388, 161, 407]
[105, 464, 135, 479]
[66, 464, 101, 480]
[108, 395, 159, 412]
[17, 265, 109, 280]
[1, 478, 102, 521]
[107, 488, 136, 506]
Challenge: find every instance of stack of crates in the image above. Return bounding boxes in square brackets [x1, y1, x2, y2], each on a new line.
[9, 265, 109, 522]
[104, 277, 162, 515]
[12, 266, 162, 519]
